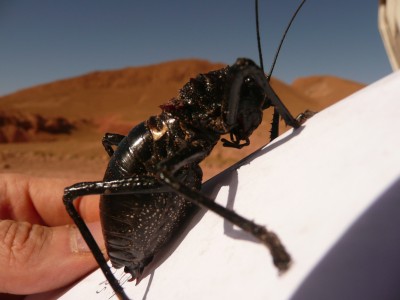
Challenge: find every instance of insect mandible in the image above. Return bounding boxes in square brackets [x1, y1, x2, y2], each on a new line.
[63, 0, 310, 299]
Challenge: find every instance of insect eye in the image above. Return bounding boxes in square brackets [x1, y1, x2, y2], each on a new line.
[244, 76, 255, 85]
[242, 76, 262, 96]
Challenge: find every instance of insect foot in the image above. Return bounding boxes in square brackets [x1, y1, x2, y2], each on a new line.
[296, 109, 316, 125]
[252, 225, 291, 273]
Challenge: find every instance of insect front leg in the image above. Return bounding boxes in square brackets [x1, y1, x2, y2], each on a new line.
[270, 107, 316, 141]
[270, 108, 280, 141]
[102, 133, 126, 156]
[156, 148, 291, 272]
[263, 79, 301, 130]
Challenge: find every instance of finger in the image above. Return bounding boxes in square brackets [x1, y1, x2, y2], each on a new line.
[0, 174, 100, 226]
[0, 219, 105, 295]
[28, 176, 101, 225]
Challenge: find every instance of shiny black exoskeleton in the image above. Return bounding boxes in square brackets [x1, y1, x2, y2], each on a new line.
[63, 58, 308, 300]
[100, 59, 291, 279]
[63, 0, 311, 298]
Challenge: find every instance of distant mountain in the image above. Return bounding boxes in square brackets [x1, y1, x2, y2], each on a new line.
[0, 59, 366, 178]
[0, 60, 227, 121]
[0, 59, 365, 141]
[292, 75, 365, 108]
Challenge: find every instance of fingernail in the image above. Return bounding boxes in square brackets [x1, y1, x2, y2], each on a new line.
[70, 222, 105, 254]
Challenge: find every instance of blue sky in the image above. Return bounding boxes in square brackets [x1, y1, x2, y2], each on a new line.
[0, 0, 392, 96]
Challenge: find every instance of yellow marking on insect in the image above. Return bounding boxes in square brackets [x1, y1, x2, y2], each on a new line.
[150, 121, 168, 141]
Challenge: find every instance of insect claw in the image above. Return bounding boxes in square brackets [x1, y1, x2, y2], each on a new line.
[254, 226, 291, 272]
[295, 109, 316, 125]
[275, 256, 292, 274]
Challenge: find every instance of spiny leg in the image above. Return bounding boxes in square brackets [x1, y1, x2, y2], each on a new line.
[264, 80, 300, 130]
[270, 106, 316, 142]
[269, 107, 280, 141]
[157, 166, 291, 272]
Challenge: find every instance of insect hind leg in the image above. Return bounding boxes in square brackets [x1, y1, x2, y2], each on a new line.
[157, 166, 291, 272]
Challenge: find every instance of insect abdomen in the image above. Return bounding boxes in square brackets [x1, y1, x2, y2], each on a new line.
[99, 115, 204, 279]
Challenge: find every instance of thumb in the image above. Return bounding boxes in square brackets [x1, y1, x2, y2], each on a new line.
[0, 220, 105, 295]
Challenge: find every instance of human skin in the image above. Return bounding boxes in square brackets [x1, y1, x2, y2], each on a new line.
[0, 174, 104, 297]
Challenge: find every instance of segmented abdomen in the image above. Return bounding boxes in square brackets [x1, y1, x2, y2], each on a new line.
[100, 116, 203, 278]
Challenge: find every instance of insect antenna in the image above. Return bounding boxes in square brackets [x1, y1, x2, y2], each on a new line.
[255, 0, 307, 140]
[255, 0, 264, 72]
[267, 0, 307, 80]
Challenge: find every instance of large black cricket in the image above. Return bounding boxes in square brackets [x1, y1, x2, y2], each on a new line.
[63, 0, 310, 299]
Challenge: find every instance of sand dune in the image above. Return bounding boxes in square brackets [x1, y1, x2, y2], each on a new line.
[0, 59, 365, 180]
[292, 75, 365, 108]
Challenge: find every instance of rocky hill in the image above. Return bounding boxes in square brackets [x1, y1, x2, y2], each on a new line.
[0, 59, 365, 180]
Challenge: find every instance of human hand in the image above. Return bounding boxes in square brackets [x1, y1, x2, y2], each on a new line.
[0, 174, 104, 297]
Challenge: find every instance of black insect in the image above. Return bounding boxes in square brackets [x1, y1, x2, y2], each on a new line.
[63, 1, 309, 299]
